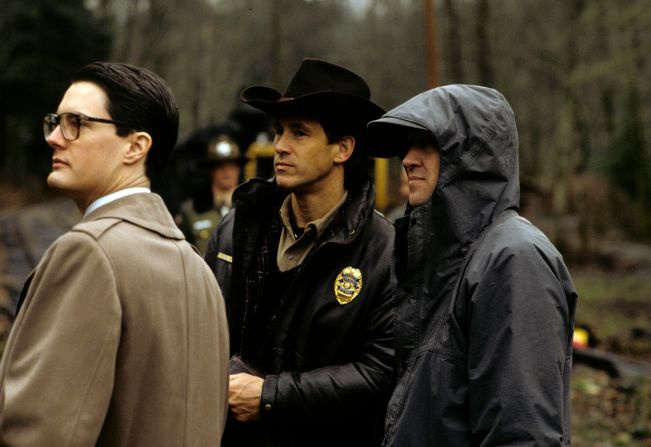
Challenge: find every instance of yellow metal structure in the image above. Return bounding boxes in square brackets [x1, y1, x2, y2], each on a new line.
[245, 140, 275, 180]
[374, 158, 390, 212]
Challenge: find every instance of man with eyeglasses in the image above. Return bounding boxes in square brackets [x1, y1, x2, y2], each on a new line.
[0, 62, 229, 446]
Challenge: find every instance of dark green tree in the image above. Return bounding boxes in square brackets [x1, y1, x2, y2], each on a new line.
[0, 0, 110, 187]
[607, 83, 651, 239]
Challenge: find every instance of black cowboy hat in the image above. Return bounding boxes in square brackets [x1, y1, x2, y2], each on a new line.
[241, 58, 385, 126]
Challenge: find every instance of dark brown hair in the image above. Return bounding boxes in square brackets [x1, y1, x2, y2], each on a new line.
[72, 62, 179, 189]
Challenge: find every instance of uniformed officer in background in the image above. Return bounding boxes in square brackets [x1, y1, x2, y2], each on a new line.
[176, 131, 246, 254]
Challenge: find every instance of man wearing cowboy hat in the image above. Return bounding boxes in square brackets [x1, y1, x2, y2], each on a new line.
[204, 58, 395, 446]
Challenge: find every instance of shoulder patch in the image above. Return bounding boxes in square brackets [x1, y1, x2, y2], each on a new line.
[217, 252, 233, 263]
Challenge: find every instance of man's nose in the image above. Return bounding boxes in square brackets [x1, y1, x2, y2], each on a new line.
[46, 125, 66, 149]
[402, 148, 419, 169]
[274, 134, 289, 154]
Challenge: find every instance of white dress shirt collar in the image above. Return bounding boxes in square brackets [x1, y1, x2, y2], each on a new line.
[84, 187, 151, 216]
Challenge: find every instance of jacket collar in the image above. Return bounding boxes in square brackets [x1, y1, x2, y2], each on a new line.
[233, 171, 377, 245]
[82, 192, 184, 240]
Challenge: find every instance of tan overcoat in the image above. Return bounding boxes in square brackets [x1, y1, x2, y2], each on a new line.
[0, 193, 229, 446]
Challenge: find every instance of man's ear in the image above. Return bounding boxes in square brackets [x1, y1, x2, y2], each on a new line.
[124, 131, 152, 165]
[333, 136, 355, 164]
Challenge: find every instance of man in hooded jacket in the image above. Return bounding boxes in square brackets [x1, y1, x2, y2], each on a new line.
[204, 58, 395, 446]
[366, 84, 578, 446]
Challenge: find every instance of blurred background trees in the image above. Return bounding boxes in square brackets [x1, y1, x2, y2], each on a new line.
[3, 5, 649, 442]
[0, 0, 110, 187]
[1, 0, 650, 244]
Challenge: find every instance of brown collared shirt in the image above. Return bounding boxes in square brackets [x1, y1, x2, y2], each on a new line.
[277, 191, 348, 272]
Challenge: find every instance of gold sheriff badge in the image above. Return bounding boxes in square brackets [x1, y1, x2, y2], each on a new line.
[334, 267, 363, 305]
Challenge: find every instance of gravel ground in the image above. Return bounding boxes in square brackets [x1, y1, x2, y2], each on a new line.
[572, 365, 651, 446]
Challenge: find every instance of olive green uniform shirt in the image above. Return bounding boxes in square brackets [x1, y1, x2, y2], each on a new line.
[277, 191, 348, 272]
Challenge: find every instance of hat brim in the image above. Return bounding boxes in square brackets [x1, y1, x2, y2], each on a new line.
[241, 86, 385, 128]
[206, 156, 248, 166]
[366, 117, 429, 158]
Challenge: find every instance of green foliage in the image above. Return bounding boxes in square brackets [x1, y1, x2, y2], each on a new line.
[572, 366, 651, 446]
[2, 0, 651, 246]
[573, 271, 651, 341]
[571, 268, 651, 445]
[606, 84, 651, 239]
[607, 86, 650, 202]
[0, 0, 110, 184]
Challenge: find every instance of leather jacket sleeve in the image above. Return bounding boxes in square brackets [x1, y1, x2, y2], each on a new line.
[260, 282, 394, 423]
[204, 211, 234, 306]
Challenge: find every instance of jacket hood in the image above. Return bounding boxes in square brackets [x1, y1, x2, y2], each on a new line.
[369, 85, 520, 257]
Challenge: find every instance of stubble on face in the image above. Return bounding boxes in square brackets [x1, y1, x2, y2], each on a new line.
[402, 145, 440, 207]
[272, 118, 338, 193]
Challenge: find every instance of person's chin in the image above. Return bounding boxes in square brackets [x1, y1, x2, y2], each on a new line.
[275, 175, 294, 190]
[408, 193, 429, 207]
[47, 172, 70, 193]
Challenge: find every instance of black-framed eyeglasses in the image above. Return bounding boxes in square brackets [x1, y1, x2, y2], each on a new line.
[43, 112, 132, 141]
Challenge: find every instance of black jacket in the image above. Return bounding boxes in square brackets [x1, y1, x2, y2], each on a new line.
[205, 173, 395, 446]
[377, 85, 577, 446]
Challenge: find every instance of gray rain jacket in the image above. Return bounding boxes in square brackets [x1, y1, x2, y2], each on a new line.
[369, 85, 577, 446]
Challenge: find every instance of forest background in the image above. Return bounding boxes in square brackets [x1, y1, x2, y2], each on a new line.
[1, 1, 651, 444]
[1, 0, 651, 240]
[2, 0, 651, 248]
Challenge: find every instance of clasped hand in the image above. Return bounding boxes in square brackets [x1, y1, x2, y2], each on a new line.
[229, 373, 264, 422]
